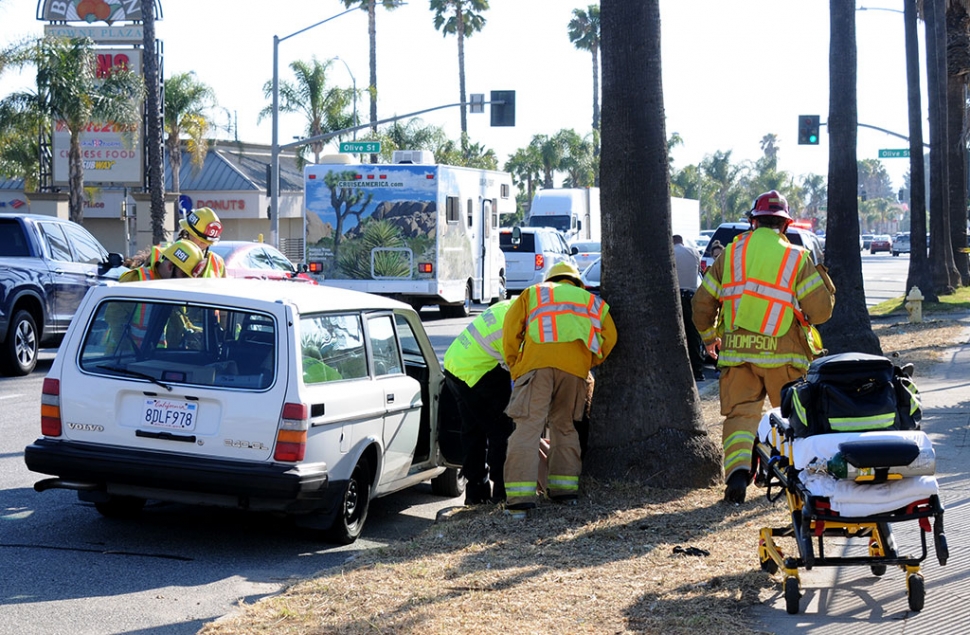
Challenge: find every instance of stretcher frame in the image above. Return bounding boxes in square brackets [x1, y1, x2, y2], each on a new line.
[754, 412, 949, 615]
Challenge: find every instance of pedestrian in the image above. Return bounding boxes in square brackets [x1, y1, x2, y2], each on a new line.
[709, 240, 724, 261]
[443, 300, 515, 505]
[502, 261, 617, 518]
[673, 234, 706, 381]
[149, 207, 227, 278]
[692, 190, 835, 504]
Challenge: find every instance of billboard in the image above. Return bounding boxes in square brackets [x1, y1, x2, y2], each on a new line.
[52, 48, 143, 186]
[38, 0, 148, 23]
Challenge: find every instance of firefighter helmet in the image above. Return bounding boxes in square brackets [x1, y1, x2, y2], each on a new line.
[179, 207, 223, 244]
[161, 240, 206, 278]
[748, 190, 792, 220]
[544, 261, 585, 287]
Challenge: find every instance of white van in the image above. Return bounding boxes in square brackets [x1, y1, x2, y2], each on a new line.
[24, 279, 464, 543]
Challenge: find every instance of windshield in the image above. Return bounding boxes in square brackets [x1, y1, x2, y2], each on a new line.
[527, 215, 571, 233]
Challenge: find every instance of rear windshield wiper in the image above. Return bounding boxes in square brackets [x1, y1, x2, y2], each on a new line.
[96, 364, 173, 392]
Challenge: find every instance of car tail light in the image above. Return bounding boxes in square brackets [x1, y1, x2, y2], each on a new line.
[534, 254, 544, 270]
[308, 261, 324, 273]
[41, 378, 62, 437]
[274, 402, 308, 462]
[418, 262, 433, 274]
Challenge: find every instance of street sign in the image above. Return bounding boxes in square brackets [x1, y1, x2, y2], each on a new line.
[879, 148, 910, 158]
[339, 141, 382, 154]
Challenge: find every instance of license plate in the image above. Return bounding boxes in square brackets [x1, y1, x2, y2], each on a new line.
[143, 398, 198, 431]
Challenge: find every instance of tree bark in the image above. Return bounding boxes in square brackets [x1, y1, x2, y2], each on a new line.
[820, 1, 881, 355]
[68, 130, 83, 225]
[368, 0, 379, 163]
[905, 0, 934, 300]
[946, 3, 970, 285]
[142, 0, 167, 245]
[591, 0, 720, 488]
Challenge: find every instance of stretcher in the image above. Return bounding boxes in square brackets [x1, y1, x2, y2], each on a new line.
[754, 409, 948, 614]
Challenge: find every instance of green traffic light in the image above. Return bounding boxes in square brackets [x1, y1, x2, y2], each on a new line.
[809, 134, 818, 143]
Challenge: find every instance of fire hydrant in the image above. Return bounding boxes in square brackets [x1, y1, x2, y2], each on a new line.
[905, 286, 924, 323]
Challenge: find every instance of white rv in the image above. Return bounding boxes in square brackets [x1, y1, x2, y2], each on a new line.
[303, 151, 512, 316]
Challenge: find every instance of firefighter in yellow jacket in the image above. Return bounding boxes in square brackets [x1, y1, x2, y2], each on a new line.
[502, 262, 617, 517]
[692, 190, 835, 503]
[148, 207, 227, 278]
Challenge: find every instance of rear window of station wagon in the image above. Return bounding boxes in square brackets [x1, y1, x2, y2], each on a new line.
[500, 232, 536, 252]
[80, 300, 279, 390]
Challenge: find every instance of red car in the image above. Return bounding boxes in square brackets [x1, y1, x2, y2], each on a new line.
[209, 241, 316, 283]
[869, 235, 892, 254]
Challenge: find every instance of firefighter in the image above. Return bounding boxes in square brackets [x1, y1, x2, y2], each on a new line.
[692, 190, 836, 504]
[502, 262, 617, 518]
[120, 239, 207, 282]
[148, 207, 227, 278]
[443, 299, 515, 505]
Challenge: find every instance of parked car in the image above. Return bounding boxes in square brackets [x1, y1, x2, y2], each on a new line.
[569, 240, 601, 273]
[861, 234, 875, 251]
[0, 212, 123, 376]
[23, 279, 464, 543]
[891, 234, 910, 256]
[209, 241, 316, 284]
[699, 222, 825, 273]
[694, 235, 711, 255]
[500, 226, 576, 296]
[870, 235, 892, 254]
[580, 257, 601, 294]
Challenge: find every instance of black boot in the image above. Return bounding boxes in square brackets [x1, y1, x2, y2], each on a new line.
[464, 479, 492, 505]
[724, 470, 749, 504]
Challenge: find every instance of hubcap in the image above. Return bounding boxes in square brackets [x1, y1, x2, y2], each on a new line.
[15, 320, 36, 368]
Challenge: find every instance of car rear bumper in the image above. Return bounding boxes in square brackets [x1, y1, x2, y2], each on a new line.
[24, 438, 330, 513]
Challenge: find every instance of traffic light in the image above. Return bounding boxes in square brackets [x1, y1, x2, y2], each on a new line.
[798, 115, 820, 145]
[490, 90, 515, 127]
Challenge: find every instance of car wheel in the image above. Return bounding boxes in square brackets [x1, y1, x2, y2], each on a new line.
[94, 495, 146, 519]
[1, 309, 39, 376]
[430, 467, 467, 497]
[326, 456, 372, 545]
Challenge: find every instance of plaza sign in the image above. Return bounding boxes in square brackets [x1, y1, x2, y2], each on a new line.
[39, 0, 148, 22]
[44, 24, 145, 44]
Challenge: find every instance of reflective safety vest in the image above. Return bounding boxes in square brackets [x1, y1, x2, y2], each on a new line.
[444, 300, 512, 387]
[721, 229, 805, 338]
[526, 283, 607, 357]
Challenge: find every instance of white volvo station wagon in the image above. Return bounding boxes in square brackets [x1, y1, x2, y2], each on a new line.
[24, 279, 465, 543]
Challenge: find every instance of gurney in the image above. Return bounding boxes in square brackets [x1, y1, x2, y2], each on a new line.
[754, 408, 948, 614]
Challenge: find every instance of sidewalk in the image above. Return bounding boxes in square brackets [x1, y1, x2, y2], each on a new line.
[748, 321, 970, 634]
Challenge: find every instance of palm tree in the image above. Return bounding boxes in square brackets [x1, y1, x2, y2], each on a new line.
[504, 145, 542, 219]
[800, 173, 827, 225]
[12, 36, 144, 225]
[429, 0, 489, 141]
[557, 128, 596, 187]
[590, 0, 720, 488]
[260, 57, 353, 165]
[700, 149, 743, 224]
[141, 0, 166, 243]
[945, 0, 970, 284]
[340, 0, 405, 163]
[759, 132, 779, 169]
[530, 132, 569, 188]
[820, 1, 880, 355]
[164, 72, 216, 207]
[0, 91, 44, 191]
[567, 5, 601, 133]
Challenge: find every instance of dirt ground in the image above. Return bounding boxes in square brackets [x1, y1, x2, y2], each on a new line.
[200, 317, 968, 635]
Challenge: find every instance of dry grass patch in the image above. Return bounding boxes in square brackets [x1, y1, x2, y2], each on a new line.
[200, 317, 969, 635]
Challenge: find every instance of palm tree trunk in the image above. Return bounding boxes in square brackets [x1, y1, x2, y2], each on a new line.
[819, 1, 880, 355]
[457, 7, 468, 144]
[368, 0, 379, 163]
[905, 0, 934, 301]
[946, 2, 970, 285]
[590, 0, 720, 488]
[68, 130, 84, 224]
[167, 136, 182, 209]
[142, 0, 167, 245]
[592, 44, 600, 132]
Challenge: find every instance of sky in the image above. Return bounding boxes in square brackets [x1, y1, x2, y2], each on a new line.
[0, 0, 923, 192]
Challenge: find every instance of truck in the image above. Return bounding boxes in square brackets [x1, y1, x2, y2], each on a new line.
[303, 151, 513, 316]
[0, 212, 123, 376]
[526, 187, 700, 245]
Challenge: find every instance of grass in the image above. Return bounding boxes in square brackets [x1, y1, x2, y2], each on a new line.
[869, 285, 970, 317]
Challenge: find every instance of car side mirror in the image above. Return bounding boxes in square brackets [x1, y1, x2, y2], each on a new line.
[571, 246, 579, 255]
[99, 252, 124, 275]
[511, 226, 521, 246]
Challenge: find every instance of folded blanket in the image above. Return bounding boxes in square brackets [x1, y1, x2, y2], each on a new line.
[800, 472, 939, 516]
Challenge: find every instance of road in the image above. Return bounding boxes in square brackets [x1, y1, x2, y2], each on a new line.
[0, 251, 906, 635]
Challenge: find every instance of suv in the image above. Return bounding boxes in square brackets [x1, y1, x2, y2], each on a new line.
[500, 227, 576, 296]
[24, 279, 464, 543]
[700, 222, 825, 273]
[0, 213, 123, 375]
[892, 234, 911, 256]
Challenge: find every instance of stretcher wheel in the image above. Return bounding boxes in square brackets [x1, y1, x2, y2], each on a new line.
[907, 573, 925, 612]
[870, 565, 887, 577]
[935, 532, 949, 566]
[761, 555, 779, 575]
[784, 577, 801, 615]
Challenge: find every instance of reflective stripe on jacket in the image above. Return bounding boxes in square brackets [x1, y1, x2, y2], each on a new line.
[444, 300, 512, 387]
[526, 283, 607, 357]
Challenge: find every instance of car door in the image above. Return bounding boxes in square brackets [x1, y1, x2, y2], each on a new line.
[366, 312, 422, 487]
[36, 221, 95, 333]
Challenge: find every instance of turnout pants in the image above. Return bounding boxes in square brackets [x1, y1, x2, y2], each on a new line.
[719, 362, 804, 480]
[504, 368, 587, 508]
[444, 367, 514, 500]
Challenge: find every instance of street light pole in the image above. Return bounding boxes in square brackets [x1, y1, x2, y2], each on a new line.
[334, 56, 358, 141]
[270, 6, 359, 249]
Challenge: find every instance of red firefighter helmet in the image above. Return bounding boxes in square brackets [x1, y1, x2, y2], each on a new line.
[748, 190, 792, 220]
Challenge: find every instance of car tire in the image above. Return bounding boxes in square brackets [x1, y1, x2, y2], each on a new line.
[430, 467, 467, 498]
[1, 309, 39, 376]
[326, 456, 372, 545]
